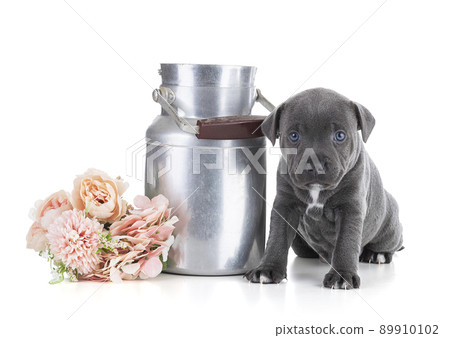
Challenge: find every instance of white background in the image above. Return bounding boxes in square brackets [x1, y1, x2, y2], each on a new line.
[1, 0, 449, 337]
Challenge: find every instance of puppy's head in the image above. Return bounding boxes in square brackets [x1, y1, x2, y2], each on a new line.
[262, 88, 375, 190]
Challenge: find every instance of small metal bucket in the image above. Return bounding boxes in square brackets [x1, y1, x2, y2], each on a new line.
[146, 64, 274, 275]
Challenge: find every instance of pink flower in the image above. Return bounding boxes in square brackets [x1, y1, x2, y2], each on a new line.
[82, 195, 177, 282]
[36, 190, 72, 220]
[133, 194, 168, 212]
[47, 210, 103, 275]
[26, 190, 73, 252]
[26, 222, 48, 253]
[140, 257, 163, 279]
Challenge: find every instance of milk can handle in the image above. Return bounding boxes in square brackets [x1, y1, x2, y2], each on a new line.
[255, 89, 276, 112]
[152, 87, 276, 138]
[152, 87, 200, 134]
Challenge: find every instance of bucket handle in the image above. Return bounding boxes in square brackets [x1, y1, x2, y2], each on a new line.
[152, 87, 276, 135]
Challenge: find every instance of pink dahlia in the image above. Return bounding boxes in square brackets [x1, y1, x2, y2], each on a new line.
[47, 210, 103, 275]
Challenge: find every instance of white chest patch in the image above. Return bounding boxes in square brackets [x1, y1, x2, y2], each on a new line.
[306, 185, 323, 212]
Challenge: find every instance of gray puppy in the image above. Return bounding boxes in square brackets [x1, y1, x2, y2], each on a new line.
[245, 88, 403, 289]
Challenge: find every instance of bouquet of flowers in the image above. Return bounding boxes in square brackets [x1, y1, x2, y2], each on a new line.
[26, 168, 178, 283]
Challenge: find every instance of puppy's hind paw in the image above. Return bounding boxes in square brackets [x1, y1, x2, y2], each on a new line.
[244, 264, 286, 284]
[360, 248, 393, 264]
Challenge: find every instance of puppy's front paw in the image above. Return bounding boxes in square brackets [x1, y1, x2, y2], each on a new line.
[244, 264, 286, 284]
[323, 269, 360, 289]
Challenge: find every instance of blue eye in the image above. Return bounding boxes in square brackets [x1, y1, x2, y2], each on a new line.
[334, 131, 346, 142]
[288, 131, 300, 143]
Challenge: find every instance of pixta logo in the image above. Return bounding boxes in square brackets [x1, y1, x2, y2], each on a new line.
[126, 137, 326, 184]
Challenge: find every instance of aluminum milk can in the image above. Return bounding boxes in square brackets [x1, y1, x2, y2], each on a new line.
[145, 63, 275, 275]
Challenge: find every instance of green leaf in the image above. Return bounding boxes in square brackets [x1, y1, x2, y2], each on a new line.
[49, 274, 64, 284]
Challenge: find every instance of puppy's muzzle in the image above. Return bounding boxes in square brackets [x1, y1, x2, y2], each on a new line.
[290, 155, 340, 189]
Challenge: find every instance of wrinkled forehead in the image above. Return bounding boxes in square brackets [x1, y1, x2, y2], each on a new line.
[280, 96, 357, 132]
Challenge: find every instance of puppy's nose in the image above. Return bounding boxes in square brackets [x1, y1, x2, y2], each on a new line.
[319, 157, 331, 173]
[304, 157, 329, 174]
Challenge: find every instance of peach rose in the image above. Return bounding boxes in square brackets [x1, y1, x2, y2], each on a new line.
[72, 168, 128, 223]
[26, 190, 73, 252]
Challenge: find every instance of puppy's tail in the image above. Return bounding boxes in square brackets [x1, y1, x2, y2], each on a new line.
[397, 246, 405, 252]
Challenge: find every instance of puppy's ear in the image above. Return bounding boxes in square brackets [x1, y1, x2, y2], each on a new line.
[261, 103, 285, 146]
[353, 102, 375, 143]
